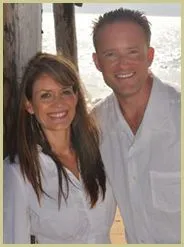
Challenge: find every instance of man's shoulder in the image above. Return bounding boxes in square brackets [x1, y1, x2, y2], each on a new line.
[154, 76, 180, 109]
[156, 76, 180, 99]
[154, 77, 181, 125]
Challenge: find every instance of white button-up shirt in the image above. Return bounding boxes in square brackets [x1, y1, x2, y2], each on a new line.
[93, 75, 180, 243]
[3, 152, 116, 244]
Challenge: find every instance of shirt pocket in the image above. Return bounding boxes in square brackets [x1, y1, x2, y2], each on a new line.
[149, 171, 180, 213]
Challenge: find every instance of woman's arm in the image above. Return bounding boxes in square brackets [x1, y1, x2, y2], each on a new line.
[3, 160, 31, 243]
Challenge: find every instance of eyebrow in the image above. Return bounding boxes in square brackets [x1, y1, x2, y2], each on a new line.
[126, 46, 140, 50]
[101, 49, 116, 55]
[101, 46, 141, 54]
[35, 86, 73, 93]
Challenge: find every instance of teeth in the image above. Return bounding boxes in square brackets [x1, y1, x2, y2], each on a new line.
[116, 72, 134, 79]
[49, 112, 67, 118]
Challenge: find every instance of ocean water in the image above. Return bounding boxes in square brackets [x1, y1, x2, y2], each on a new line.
[42, 12, 181, 101]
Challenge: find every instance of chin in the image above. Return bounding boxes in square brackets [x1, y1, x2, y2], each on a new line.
[43, 122, 71, 132]
[116, 87, 139, 98]
[54, 123, 71, 130]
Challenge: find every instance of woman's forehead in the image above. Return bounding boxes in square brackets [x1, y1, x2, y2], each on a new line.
[33, 74, 65, 91]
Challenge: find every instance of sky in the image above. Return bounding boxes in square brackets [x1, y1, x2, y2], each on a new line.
[75, 3, 180, 16]
[43, 3, 180, 16]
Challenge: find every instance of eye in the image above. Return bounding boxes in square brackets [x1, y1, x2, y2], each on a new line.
[62, 88, 74, 95]
[103, 51, 119, 62]
[40, 92, 52, 99]
[104, 52, 113, 57]
[129, 49, 139, 55]
[104, 51, 117, 58]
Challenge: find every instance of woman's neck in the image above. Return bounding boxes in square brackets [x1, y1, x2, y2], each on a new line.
[43, 128, 79, 179]
[44, 129, 72, 156]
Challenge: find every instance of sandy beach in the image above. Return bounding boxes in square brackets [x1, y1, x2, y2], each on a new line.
[110, 208, 127, 244]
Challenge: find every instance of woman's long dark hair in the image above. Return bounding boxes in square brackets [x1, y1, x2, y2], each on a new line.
[15, 52, 106, 208]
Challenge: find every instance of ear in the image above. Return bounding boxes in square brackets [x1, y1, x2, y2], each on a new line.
[147, 47, 155, 67]
[92, 52, 102, 72]
[25, 99, 34, 115]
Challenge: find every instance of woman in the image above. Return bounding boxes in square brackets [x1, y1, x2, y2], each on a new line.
[3, 52, 116, 244]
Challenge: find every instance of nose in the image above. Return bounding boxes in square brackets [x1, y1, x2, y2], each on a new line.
[117, 54, 130, 67]
[53, 93, 66, 106]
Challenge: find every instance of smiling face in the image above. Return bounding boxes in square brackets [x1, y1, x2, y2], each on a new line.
[93, 21, 154, 99]
[25, 74, 78, 136]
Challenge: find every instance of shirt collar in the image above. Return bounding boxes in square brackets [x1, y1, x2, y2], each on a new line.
[112, 75, 171, 133]
[142, 75, 170, 131]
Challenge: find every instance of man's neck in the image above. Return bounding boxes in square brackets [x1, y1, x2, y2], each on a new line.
[117, 77, 153, 135]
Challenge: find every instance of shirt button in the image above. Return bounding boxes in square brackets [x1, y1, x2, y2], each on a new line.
[129, 147, 134, 156]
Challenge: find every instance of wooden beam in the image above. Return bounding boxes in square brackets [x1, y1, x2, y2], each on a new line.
[53, 3, 78, 69]
[75, 3, 83, 7]
[3, 3, 42, 157]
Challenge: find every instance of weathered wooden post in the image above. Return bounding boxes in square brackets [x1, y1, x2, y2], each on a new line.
[3, 3, 42, 157]
[53, 3, 78, 69]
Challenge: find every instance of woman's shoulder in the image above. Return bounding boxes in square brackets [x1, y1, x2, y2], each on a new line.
[4, 152, 58, 182]
[4, 156, 23, 180]
[4, 156, 20, 170]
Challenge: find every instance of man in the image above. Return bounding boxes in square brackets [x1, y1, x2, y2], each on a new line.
[92, 8, 180, 244]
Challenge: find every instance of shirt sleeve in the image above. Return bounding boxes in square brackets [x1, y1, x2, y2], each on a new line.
[3, 161, 31, 243]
